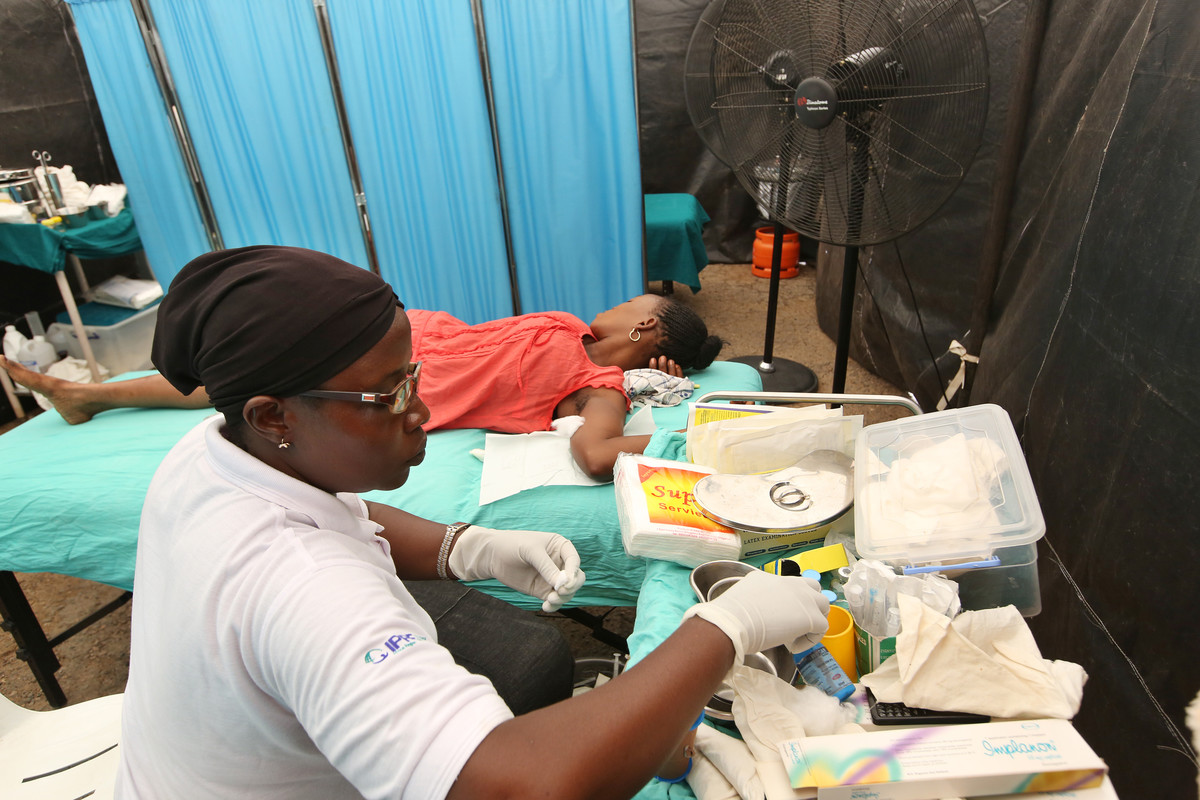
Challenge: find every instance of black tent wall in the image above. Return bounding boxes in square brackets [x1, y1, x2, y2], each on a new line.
[1, 0, 1197, 794]
[974, 1, 1200, 793]
[646, 2, 1200, 795]
[0, 0, 118, 193]
[804, 0, 1200, 794]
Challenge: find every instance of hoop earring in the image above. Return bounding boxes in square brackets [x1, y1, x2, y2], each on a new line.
[629, 329, 641, 342]
[278, 440, 291, 450]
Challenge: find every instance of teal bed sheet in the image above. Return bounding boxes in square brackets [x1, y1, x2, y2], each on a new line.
[0, 361, 761, 611]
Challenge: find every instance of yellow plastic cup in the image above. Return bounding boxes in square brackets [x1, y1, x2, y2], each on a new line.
[821, 605, 857, 682]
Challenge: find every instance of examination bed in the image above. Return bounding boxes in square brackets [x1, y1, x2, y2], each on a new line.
[0, 361, 762, 706]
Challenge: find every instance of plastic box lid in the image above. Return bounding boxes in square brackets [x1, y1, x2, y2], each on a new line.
[853, 404, 1045, 564]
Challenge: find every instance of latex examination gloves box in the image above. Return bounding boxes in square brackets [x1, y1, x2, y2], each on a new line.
[779, 718, 1107, 799]
[853, 404, 1046, 615]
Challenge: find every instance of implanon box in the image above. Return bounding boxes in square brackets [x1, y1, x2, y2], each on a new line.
[779, 718, 1107, 799]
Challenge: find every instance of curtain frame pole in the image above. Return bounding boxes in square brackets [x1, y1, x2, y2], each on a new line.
[126, 0, 223, 252]
[312, 0, 381, 277]
[629, 0, 649, 293]
[470, 0, 522, 316]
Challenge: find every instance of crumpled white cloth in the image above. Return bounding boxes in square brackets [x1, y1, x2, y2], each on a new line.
[624, 368, 695, 408]
[688, 748, 742, 800]
[861, 594, 1087, 719]
[728, 665, 859, 800]
[691, 725, 764, 800]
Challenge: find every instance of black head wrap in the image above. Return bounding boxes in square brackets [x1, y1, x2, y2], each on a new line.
[152, 246, 400, 418]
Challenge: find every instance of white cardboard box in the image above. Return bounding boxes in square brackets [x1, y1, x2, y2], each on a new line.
[779, 718, 1107, 799]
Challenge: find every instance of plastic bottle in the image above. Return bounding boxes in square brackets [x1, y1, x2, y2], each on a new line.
[792, 567, 855, 700]
[3, 325, 28, 361]
[794, 643, 855, 701]
[17, 334, 58, 374]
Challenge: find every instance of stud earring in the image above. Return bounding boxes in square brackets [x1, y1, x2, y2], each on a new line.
[278, 440, 291, 450]
[629, 328, 641, 342]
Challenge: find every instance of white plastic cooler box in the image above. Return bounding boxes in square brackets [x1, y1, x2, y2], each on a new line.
[853, 404, 1046, 616]
[49, 299, 159, 378]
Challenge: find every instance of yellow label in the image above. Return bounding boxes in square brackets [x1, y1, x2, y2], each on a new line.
[637, 463, 734, 532]
[689, 405, 771, 426]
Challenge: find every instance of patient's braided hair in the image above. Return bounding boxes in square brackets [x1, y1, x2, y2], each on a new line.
[655, 297, 725, 370]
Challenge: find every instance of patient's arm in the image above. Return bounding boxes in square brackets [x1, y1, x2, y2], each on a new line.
[559, 386, 651, 481]
[0, 356, 210, 424]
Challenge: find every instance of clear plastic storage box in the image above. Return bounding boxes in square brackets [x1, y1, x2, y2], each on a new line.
[853, 404, 1045, 615]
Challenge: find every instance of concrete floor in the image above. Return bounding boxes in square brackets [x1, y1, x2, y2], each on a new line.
[0, 261, 905, 709]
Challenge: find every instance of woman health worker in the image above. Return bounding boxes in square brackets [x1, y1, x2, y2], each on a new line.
[1, 263, 723, 479]
[116, 246, 830, 799]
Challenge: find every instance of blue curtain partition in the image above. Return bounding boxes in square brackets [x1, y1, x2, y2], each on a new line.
[64, 0, 642, 323]
[63, 0, 211, 287]
[144, 0, 367, 266]
[325, 0, 512, 322]
[481, 0, 643, 320]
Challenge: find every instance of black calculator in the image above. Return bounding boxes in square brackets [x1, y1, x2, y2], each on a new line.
[866, 688, 990, 726]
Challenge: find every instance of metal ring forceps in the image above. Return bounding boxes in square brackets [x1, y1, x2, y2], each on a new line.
[769, 481, 811, 510]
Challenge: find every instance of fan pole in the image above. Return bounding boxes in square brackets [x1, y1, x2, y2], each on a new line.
[730, 224, 819, 393]
[831, 132, 871, 394]
[831, 245, 858, 394]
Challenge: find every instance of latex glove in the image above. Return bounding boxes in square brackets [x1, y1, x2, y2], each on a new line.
[448, 525, 586, 612]
[682, 570, 829, 664]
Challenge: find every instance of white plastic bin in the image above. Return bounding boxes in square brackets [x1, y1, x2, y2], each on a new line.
[48, 300, 159, 377]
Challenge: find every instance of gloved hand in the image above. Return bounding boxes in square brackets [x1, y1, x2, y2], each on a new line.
[448, 525, 586, 612]
[682, 570, 830, 664]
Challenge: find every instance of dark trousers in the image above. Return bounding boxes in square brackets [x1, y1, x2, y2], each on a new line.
[406, 581, 574, 715]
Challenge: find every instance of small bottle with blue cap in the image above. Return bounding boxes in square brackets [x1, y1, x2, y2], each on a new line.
[793, 569, 855, 702]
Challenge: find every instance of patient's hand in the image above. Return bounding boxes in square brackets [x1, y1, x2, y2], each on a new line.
[647, 356, 683, 378]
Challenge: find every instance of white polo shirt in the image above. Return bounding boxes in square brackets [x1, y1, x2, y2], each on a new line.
[115, 415, 513, 799]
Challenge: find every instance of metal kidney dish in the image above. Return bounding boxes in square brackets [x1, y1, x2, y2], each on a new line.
[693, 449, 853, 534]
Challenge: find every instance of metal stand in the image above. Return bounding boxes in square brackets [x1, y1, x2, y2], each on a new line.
[0, 571, 132, 708]
[830, 131, 871, 395]
[731, 222, 818, 393]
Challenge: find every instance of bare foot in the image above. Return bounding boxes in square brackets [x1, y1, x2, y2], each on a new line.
[0, 355, 100, 424]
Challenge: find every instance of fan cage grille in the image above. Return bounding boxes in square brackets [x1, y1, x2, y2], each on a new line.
[686, 0, 989, 246]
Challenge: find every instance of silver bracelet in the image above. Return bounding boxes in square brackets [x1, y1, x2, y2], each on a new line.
[436, 522, 471, 580]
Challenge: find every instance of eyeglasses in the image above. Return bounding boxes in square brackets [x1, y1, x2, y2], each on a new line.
[298, 362, 422, 414]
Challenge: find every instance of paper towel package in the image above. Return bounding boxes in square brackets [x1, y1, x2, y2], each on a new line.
[779, 718, 1106, 799]
[614, 454, 838, 566]
[614, 455, 742, 567]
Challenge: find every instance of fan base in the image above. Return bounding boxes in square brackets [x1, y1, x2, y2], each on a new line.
[728, 356, 818, 393]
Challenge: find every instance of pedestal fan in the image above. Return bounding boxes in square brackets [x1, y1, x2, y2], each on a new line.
[685, 0, 989, 393]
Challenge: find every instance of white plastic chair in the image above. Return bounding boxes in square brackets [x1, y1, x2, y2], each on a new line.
[0, 691, 123, 799]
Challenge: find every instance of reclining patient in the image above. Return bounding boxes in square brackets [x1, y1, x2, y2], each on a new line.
[1, 263, 722, 479]
[112, 245, 829, 799]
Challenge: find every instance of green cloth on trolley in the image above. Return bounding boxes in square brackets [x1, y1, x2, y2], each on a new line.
[0, 207, 142, 274]
[645, 194, 711, 292]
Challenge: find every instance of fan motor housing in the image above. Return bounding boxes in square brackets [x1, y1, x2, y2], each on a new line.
[794, 77, 837, 129]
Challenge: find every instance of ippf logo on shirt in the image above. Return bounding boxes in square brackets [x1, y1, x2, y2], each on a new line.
[364, 632, 427, 664]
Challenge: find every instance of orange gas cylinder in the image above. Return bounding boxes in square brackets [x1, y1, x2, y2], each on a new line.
[751, 227, 801, 278]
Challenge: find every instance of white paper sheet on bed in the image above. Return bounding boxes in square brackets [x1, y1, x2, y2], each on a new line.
[0, 361, 762, 609]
